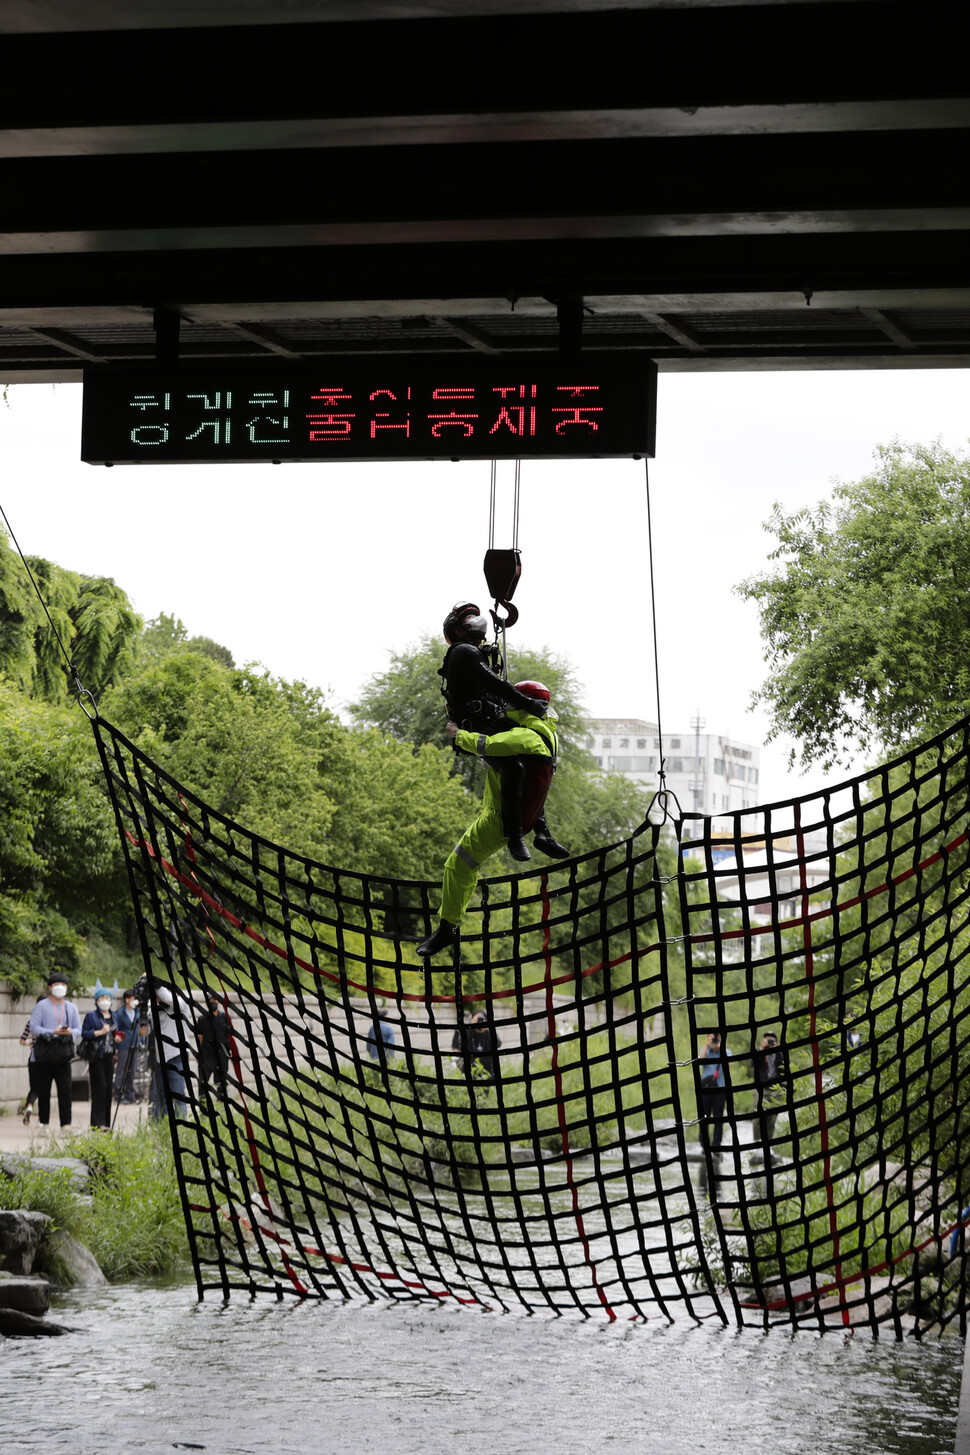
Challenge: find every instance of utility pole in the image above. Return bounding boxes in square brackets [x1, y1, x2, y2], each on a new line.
[691, 711, 706, 815]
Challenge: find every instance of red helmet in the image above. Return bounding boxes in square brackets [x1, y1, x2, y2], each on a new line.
[513, 680, 551, 704]
[443, 601, 488, 644]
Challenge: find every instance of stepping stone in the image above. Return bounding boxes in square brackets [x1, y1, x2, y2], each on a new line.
[0, 1210, 51, 1274]
[0, 1154, 91, 1191]
[0, 1273, 51, 1316]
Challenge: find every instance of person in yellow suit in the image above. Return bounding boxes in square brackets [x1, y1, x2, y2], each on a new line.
[417, 680, 568, 959]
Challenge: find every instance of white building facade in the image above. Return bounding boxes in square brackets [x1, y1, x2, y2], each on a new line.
[585, 717, 761, 815]
[585, 718, 831, 922]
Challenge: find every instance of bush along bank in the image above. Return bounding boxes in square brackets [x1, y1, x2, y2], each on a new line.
[0, 1121, 189, 1334]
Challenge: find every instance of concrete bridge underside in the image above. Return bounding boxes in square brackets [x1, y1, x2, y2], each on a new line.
[1, 0, 968, 380]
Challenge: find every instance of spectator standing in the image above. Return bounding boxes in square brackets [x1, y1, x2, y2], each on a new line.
[843, 1014, 863, 1054]
[81, 982, 119, 1130]
[366, 1009, 395, 1064]
[18, 998, 44, 1125]
[699, 1031, 732, 1154]
[197, 991, 232, 1101]
[114, 988, 142, 1104]
[754, 1030, 787, 1161]
[28, 971, 81, 1129]
[466, 1012, 501, 1084]
[451, 1010, 470, 1067]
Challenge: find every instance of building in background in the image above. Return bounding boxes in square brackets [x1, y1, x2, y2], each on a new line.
[585, 717, 761, 815]
[585, 717, 829, 930]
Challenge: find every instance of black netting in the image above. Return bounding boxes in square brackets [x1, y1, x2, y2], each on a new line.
[93, 713, 970, 1332]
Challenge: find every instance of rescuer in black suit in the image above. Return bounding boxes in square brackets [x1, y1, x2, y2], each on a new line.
[437, 601, 568, 864]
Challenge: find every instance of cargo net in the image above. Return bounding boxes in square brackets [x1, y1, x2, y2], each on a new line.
[93, 714, 970, 1333]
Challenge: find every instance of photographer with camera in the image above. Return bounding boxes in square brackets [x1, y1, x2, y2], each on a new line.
[754, 1029, 787, 1164]
[699, 1030, 732, 1156]
[113, 988, 144, 1105]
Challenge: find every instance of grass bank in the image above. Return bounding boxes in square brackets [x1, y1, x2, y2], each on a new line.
[0, 1122, 189, 1281]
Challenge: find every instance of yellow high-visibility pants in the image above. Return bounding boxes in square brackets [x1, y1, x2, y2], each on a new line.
[439, 771, 507, 926]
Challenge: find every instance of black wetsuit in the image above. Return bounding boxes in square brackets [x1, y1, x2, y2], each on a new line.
[439, 641, 536, 731]
[439, 641, 556, 851]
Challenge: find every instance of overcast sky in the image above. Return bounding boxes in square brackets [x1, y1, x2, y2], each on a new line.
[2, 368, 968, 808]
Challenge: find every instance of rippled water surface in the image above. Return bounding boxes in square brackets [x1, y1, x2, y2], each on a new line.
[0, 1280, 963, 1455]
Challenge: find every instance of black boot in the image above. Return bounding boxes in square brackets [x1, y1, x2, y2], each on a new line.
[416, 921, 459, 958]
[533, 814, 569, 859]
[500, 758, 530, 861]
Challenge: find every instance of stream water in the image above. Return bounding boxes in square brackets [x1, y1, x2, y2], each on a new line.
[0, 1277, 962, 1455]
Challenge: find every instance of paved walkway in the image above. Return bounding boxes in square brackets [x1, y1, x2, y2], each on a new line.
[0, 1100, 149, 1157]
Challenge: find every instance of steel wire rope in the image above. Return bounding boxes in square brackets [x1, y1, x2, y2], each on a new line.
[486, 458, 521, 553]
[486, 458, 521, 680]
[643, 457, 677, 825]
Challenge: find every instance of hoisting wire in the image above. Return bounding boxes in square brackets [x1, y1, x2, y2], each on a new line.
[512, 458, 521, 551]
[486, 458, 521, 552]
[484, 459, 523, 681]
[0, 498, 99, 721]
[488, 460, 497, 552]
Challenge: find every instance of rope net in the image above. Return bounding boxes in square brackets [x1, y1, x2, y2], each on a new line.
[93, 713, 970, 1332]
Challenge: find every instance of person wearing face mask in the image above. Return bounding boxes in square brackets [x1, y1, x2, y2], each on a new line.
[114, 988, 143, 1105]
[28, 970, 82, 1129]
[80, 981, 120, 1130]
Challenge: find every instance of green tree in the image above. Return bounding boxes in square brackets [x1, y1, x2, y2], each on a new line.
[325, 728, 471, 882]
[739, 440, 970, 769]
[104, 651, 340, 861]
[350, 636, 645, 854]
[352, 636, 589, 760]
[105, 649, 471, 882]
[735, 447, 970, 1291]
[1, 527, 141, 704]
[137, 611, 235, 669]
[0, 679, 125, 990]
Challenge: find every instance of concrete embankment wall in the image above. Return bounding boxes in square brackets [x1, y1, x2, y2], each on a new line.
[0, 979, 587, 1111]
[0, 982, 35, 1110]
[201, 988, 579, 1091]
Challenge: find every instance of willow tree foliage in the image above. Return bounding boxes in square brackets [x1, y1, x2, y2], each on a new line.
[0, 528, 141, 703]
[739, 441, 970, 768]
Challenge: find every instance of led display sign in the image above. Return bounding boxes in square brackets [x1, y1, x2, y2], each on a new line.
[81, 356, 657, 464]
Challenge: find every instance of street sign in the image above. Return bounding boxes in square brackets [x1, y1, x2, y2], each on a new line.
[81, 355, 657, 464]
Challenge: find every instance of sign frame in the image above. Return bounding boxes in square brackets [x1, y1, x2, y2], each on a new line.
[80, 355, 657, 465]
